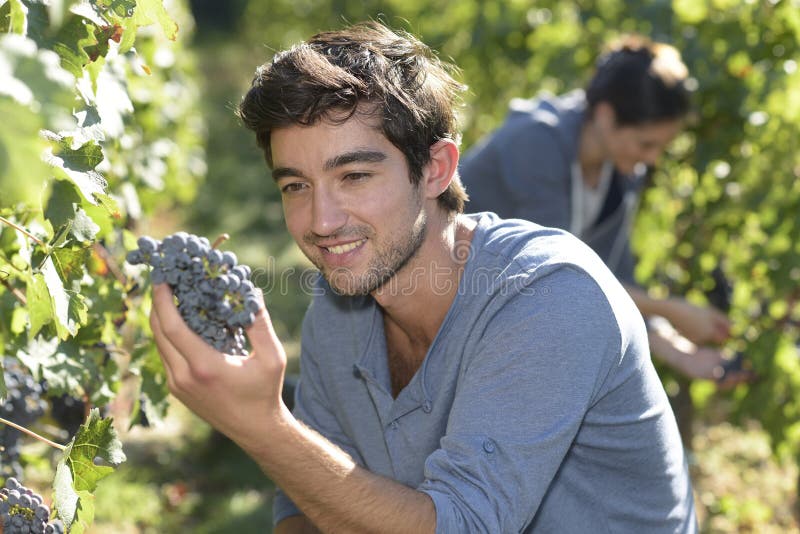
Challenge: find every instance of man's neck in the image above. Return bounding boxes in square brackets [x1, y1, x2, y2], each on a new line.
[372, 212, 476, 346]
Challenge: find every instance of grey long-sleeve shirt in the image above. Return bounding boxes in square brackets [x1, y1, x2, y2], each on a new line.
[273, 213, 696, 533]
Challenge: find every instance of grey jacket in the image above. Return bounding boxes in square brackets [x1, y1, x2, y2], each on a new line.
[459, 90, 646, 285]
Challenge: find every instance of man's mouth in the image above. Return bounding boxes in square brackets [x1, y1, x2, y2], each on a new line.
[324, 238, 367, 255]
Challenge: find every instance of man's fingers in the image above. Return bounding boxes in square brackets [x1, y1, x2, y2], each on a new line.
[151, 283, 215, 364]
[150, 292, 190, 389]
[245, 300, 285, 363]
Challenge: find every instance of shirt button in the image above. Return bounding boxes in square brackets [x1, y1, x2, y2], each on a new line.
[389, 421, 399, 430]
[483, 439, 496, 453]
[422, 400, 432, 413]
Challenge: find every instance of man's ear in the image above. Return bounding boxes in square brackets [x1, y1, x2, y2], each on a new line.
[422, 139, 459, 200]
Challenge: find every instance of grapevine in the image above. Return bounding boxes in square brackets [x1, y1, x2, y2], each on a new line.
[1, 0, 203, 531]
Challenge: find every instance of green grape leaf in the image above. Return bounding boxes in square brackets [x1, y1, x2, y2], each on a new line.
[45, 132, 109, 206]
[44, 178, 83, 231]
[51, 135, 105, 172]
[10, 306, 27, 334]
[52, 245, 91, 283]
[27, 271, 54, 337]
[131, 0, 178, 41]
[15, 335, 58, 379]
[94, 0, 137, 19]
[93, 192, 121, 219]
[54, 408, 126, 533]
[47, 164, 108, 205]
[0, 98, 49, 207]
[18, 338, 87, 395]
[41, 255, 79, 339]
[51, 14, 100, 77]
[129, 346, 170, 428]
[70, 207, 101, 242]
[1, 0, 27, 34]
[83, 23, 123, 64]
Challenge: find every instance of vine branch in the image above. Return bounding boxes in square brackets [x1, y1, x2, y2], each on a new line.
[0, 215, 46, 247]
[0, 417, 66, 451]
[92, 242, 128, 286]
[0, 275, 27, 306]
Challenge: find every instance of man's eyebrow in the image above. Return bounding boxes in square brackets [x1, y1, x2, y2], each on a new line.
[324, 150, 387, 171]
[271, 150, 387, 181]
[271, 167, 304, 181]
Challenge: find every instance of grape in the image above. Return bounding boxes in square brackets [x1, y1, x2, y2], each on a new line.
[0, 477, 64, 534]
[126, 232, 262, 355]
[1, 359, 47, 480]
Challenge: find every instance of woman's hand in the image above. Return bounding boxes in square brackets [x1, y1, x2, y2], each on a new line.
[661, 299, 731, 345]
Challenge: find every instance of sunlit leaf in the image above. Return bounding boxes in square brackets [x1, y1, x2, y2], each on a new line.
[54, 408, 126, 533]
[26, 271, 53, 336]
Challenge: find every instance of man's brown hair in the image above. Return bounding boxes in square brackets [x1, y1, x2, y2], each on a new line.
[237, 21, 469, 213]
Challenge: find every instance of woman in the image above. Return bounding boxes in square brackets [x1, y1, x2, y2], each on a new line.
[460, 35, 746, 385]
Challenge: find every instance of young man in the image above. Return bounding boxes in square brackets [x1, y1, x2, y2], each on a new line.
[460, 36, 745, 386]
[150, 23, 697, 533]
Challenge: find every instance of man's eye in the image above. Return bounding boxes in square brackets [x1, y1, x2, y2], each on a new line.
[281, 182, 307, 194]
[344, 172, 370, 182]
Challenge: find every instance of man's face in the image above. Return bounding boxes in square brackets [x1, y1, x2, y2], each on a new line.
[270, 114, 428, 296]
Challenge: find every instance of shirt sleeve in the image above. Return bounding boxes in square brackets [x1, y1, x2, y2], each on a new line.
[417, 267, 623, 533]
[272, 304, 366, 526]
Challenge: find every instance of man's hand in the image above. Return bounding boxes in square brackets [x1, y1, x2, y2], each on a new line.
[149, 283, 289, 451]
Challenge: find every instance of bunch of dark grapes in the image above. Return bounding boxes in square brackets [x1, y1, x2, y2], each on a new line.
[0, 478, 63, 534]
[47, 394, 87, 439]
[126, 232, 261, 355]
[1, 360, 47, 480]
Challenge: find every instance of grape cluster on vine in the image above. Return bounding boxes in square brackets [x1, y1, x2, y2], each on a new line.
[1, 360, 47, 481]
[0, 478, 63, 534]
[126, 232, 261, 355]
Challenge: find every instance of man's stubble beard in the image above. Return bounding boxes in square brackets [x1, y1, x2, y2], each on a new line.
[322, 209, 428, 296]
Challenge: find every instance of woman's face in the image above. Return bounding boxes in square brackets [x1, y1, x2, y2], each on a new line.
[593, 103, 684, 175]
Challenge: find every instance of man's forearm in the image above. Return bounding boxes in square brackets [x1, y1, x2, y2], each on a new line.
[246, 408, 436, 534]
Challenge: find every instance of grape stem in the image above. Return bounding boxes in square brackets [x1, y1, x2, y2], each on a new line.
[0, 215, 46, 247]
[212, 233, 230, 249]
[0, 416, 66, 451]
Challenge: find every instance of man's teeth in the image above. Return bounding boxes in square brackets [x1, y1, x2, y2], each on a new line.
[326, 239, 365, 255]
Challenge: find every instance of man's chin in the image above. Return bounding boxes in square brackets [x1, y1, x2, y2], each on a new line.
[323, 269, 394, 297]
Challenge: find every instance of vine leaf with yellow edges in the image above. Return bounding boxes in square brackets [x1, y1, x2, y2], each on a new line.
[53, 408, 126, 534]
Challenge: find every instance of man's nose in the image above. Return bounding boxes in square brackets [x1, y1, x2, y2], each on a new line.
[311, 186, 348, 236]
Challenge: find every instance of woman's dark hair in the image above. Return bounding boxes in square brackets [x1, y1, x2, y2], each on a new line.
[586, 35, 691, 126]
[237, 21, 468, 213]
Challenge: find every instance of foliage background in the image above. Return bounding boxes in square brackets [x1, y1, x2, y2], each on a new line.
[1, 0, 798, 531]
